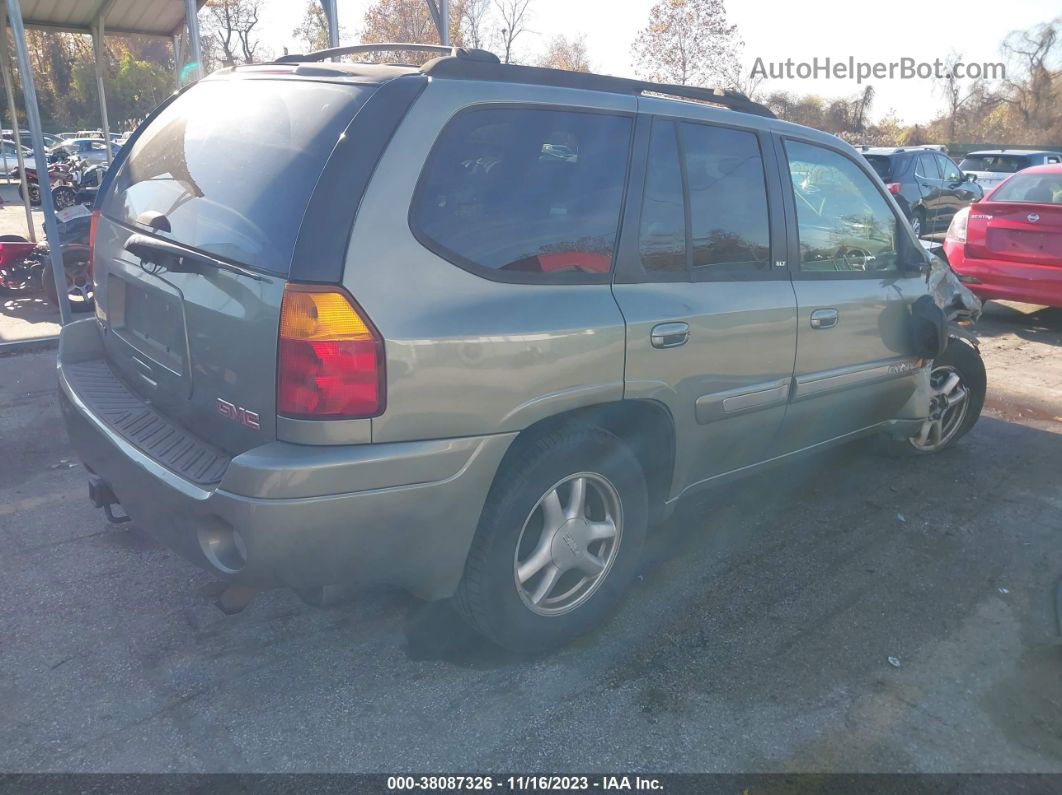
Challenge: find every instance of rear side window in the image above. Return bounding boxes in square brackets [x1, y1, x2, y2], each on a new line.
[639, 120, 686, 273]
[103, 79, 372, 274]
[681, 122, 771, 275]
[412, 106, 632, 280]
[916, 154, 941, 179]
[638, 118, 772, 279]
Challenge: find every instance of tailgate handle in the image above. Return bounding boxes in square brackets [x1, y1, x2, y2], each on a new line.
[123, 233, 265, 281]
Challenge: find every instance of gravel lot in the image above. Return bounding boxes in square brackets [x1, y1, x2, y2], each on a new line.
[1, 302, 1060, 773]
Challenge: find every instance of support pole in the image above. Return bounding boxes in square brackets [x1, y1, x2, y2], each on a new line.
[439, 0, 450, 46]
[172, 32, 183, 89]
[5, 0, 70, 324]
[91, 17, 113, 164]
[320, 0, 339, 57]
[184, 0, 203, 82]
[0, 24, 35, 242]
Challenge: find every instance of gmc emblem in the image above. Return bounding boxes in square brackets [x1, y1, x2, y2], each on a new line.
[216, 398, 261, 430]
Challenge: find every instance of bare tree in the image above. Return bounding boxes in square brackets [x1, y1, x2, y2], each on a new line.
[934, 51, 980, 141]
[493, 0, 532, 64]
[537, 34, 591, 72]
[457, 0, 492, 49]
[632, 0, 741, 87]
[205, 0, 264, 66]
[1000, 17, 1061, 130]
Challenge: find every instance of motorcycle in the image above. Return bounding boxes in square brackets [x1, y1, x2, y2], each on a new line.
[0, 207, 94, 312]
[10, 154, 106, 210]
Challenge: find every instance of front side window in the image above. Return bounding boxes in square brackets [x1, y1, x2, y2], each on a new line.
[938, 156, 962, 182]
[785, 140, 901, 274]
[413, 107, 632, 279]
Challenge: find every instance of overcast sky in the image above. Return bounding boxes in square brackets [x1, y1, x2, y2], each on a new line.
[256, 0, 1060, 124]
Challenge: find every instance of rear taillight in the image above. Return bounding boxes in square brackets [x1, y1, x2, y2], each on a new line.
[88, 208, 100, 262]
[885, 182, 902, 195]
[946, 206, 969, 244]
[277, 284, 385, 419]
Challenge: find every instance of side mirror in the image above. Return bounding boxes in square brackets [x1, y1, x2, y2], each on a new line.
[964, 172, 976, 182]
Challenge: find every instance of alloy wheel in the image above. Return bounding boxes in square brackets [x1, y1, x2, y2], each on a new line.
[909, 364, 969, 452]
[513, 472, 623, 617]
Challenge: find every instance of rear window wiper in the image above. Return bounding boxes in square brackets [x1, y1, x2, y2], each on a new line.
[123, 233, 266, 282]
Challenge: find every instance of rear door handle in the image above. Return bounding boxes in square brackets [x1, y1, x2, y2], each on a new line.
[651, 322, 689, 348]
[810, 308, 839, 329]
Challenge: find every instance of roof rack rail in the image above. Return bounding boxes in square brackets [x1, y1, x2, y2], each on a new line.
[420, 58, 775, 118]
[275, 43, 500, 65]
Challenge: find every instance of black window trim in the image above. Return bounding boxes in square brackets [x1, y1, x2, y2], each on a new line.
[616, 114, 786, 285]
[777, 134, 924, 281]
[407, 101, 637, 286]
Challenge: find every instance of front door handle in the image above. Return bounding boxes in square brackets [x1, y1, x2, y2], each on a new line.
[810, 308, 839, 329]
[651, 322, 689, 348]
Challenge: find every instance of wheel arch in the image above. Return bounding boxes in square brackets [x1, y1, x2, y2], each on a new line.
[498, 399, 677, 525]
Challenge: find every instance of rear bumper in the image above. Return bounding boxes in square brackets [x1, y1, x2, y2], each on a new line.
[943, 241, 1062, 308]
[58, 319, 515, 600]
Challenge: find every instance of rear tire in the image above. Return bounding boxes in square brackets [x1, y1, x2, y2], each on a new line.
[454, 423, 648, 653]
[911, 209, 926, 239]
[43, 248, 95, 313]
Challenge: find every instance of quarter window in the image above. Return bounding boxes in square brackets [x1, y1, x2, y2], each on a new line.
[785, 140, 901, 274]
[413, 107, 632, 279]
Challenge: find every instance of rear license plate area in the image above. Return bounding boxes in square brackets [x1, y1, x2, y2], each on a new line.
[108, 274, 185, 374]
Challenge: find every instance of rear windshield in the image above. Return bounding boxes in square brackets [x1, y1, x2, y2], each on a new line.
[989, 173, 1062, 204]
[863, 155, 893, 180]
[958, 154, 1032, 173]
[102, 79, 372, 274]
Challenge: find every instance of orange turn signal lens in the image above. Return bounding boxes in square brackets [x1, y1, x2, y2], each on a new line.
[277, 284, 384, 419]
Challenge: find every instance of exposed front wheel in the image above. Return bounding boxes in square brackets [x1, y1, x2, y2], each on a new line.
[455, 424, 648, 653]
[907, 339, 986, 453]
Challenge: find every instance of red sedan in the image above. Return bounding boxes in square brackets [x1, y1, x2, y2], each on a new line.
[944, 163, 1062, 308]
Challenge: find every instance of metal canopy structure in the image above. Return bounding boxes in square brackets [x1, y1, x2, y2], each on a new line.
[0, 0, 342, 327]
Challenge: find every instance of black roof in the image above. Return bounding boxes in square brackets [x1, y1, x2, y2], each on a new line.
[269, 43, 775, 119]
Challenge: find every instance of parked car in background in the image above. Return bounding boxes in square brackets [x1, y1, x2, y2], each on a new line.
[50, 137, 115, 164]
[58, 46, 985, 652]
[3, 129, 64, 150]
[945, 163, 1062, 308]
[958, 150, 1062, 193]
[860, 146, 982, 237]
[56, 131, 78, 141]
[0, 139, 41, 173]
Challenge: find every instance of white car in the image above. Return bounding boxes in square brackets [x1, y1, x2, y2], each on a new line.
[958, 149, 1062, 192]
[0, 139, 43, 174]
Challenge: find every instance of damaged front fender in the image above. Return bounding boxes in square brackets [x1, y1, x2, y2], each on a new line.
[921, 239, 982, 347]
